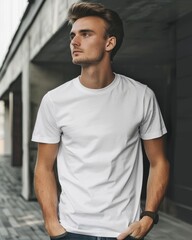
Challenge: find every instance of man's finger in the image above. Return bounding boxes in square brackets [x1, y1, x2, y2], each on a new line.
[117, 227, 132, 240]
[117, 221, 142, 240]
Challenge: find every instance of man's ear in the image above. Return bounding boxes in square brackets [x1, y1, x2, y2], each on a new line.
[105, 36, 116, 52]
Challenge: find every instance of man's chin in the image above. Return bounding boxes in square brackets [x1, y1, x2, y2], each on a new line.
[72, 60, 80, 65]
[72, 58, 82, 65]
[72, 59, 88, 66]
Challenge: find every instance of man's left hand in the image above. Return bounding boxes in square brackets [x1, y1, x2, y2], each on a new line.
[117, 217, 154, 240]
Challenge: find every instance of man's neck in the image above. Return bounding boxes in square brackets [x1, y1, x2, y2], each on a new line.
[79, 64, 115, 89]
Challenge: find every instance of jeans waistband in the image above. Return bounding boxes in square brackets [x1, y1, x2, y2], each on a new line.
[50, 232, 144, 240]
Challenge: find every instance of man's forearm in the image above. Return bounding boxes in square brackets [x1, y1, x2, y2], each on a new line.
[145, 158, 170, 212]
[34, 143, 65, 237]
[34, 167, 60, 228]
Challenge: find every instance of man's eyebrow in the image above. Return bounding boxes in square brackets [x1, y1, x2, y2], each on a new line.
[79, 29, 95, 33]
[70, 29, 95, 35]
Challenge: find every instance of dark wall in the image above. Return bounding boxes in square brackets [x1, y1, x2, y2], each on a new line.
[172, 12, 192, 223]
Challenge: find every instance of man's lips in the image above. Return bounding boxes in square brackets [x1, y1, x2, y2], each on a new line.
[72, 50, 83, 55]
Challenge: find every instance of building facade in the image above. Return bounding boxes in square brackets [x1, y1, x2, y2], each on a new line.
[0, 0, 192, 224]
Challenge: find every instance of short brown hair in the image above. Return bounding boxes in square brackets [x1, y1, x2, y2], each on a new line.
[67, 2, 124, 60]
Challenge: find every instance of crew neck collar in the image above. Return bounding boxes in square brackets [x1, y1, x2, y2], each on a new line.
[73, 73, 119, 95]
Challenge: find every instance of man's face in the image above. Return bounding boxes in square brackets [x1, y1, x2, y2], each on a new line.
[70, 16, 109, 66]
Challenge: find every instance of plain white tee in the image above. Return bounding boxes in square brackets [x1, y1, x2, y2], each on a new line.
[32, 73, 167, 237]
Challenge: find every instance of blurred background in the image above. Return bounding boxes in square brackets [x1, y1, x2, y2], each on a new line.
[0, 0, 192, 239]
[0, 0, 28, 155]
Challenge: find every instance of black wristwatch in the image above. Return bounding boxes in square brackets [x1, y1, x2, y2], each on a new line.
[140, 211, 159, 224]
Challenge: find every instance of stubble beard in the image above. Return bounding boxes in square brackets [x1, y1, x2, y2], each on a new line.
[72, 52, 105, 66]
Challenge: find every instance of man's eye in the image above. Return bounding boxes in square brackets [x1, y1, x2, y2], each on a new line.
[70, 34, 75, 40]
[82, 32, 90, 37]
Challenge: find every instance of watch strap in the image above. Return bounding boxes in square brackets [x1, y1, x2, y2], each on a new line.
[140, 211, 159, 224]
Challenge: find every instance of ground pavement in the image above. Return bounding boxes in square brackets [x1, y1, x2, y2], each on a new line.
[0, 155, 192, 240]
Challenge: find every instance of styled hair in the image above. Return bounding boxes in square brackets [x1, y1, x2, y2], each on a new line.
[67, 2, 124, 60]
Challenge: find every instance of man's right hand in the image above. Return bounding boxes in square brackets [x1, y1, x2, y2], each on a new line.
[45, 221, 66, 237]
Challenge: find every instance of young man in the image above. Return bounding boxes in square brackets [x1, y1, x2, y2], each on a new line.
[32, 2, 169, 240]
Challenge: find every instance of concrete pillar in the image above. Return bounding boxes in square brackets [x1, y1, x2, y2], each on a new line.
[0, 101, 5, 155]
[3, 94, 13, 156]
[21, 61, 30, 199]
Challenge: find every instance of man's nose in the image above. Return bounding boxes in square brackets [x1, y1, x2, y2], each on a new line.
[71, 35, 80, 46]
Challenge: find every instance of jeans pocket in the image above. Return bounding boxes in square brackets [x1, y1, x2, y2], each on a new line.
[50, 232, 68, 240]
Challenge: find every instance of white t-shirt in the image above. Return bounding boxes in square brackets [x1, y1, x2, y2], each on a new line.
[32, 73, 167, 237]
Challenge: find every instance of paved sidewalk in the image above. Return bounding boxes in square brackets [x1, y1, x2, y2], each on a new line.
[0, 156, 47, 240]
[0, 155, 192, 240]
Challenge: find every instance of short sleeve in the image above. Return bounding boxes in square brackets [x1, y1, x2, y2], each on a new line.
[31, 93, 61, 143]
[139, 87, 167, 140]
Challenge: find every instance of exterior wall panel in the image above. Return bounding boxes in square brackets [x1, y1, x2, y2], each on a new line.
[174, 12, 192, 223]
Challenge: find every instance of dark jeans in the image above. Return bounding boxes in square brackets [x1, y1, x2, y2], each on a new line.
[50, 232, 144, 240]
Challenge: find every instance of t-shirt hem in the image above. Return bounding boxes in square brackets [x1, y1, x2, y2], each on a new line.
[60, 224, 119, 238]
[140, 127, 167, 140]
[31, 136, 60, 143]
